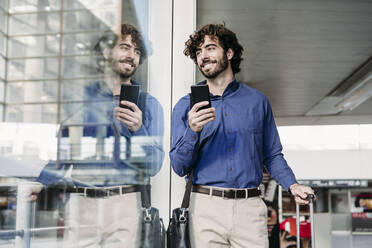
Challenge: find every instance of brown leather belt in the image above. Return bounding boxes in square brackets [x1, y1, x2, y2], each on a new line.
[192, 185, 261, 199]
[65, 185, 146, 198]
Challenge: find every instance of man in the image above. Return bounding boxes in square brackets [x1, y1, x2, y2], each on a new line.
[169, 24, 315, 248]
[35, 24, 164, 247]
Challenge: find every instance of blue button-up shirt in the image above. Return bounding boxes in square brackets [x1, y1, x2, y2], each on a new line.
[169, 79, 297, 191]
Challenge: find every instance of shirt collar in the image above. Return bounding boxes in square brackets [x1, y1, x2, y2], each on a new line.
[104, 79, 141, 97]
[196, 78, 239, 98]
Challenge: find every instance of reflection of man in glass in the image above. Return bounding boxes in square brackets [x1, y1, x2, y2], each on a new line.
[36, 24, 164, 247]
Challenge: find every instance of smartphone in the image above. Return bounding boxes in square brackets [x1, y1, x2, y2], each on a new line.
[190, 85, 211, 112]
[119, 84, 140, 110]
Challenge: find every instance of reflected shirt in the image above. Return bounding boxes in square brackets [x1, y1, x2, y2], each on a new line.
[169, 79, 297, 191]
[37, 80, 164, 187]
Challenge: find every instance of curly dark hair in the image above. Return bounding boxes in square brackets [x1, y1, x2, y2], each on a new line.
[94, 23, 149, 70]
[184, 24, 244, 74]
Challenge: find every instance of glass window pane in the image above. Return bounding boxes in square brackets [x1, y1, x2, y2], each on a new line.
[0, 8, 6, 33]
[6, 81, 58, 103]
[60, 102, 85, 125]
[0, 33, 5, 56]
[62, 56, 103, 79]
[60, 101, 113, 125]
[9, 12, 60, 35]
[62, 32, 108, 55]
[0, 0, 7, 10]
[0, 80, 4, 101]
[63, 9, 118, 33]
[0, 104, 3, 121]
[7, 58, 58, 80]
[64, 0, 118, 10]
[61, 79, 105, 102]
[8, 35, 60, 58]
[0, 55, 5, 79]
[0, 123, 58, 159]
[9, 0, 61, 12]
[6, 103, 57, 123]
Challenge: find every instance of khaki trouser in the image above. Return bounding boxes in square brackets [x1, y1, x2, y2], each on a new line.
[189, 187, 269, 248]
[64, 192, 142, 248]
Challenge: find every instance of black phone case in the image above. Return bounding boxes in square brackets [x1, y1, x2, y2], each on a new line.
[190, 85, 211, 111]
[119, 84, 140, 109]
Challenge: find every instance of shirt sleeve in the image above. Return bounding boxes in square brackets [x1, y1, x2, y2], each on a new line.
[36, 165, 65, 186]
[169, 98, 200, 177]
[262, 99, 297, 191]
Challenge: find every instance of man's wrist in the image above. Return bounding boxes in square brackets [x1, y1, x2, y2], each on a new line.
[289, 183, 299, 195]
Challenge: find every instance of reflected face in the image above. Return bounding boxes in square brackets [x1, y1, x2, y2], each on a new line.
[109, 35, 141, 78]
[196, 35, 228, 79]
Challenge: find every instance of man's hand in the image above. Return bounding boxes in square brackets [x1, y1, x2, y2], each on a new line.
[28, 182, 43, 202]
[188, 101, 216, 133]
[289, 183, 317, 205]
[19, 182, 43, 202]
[115, 101, 142, 132]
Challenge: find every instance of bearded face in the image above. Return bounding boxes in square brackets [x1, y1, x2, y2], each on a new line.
[196, 36, 230, 79]
[198, 52, 228, 79]
[108, 35, 141, 79]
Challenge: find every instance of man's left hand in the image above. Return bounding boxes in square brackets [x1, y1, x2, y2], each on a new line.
[114, 101, 142, 132]
[289, 183, 317, 205]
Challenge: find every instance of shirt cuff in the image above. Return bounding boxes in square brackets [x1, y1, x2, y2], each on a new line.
[131, 124, 148, 136]
[286, 180, 298, 193]
[36, 168, 65, 187]
[183, 127, 200, 145]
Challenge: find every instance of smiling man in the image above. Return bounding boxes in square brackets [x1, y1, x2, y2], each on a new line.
[170, 24, 315, 248]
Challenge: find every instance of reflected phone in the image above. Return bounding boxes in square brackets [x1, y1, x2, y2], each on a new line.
[190, 85, 211, 112]
[119, 84, 140, 110]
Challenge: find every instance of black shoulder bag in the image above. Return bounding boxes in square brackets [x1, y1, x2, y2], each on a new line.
[140, 185, 166, 248]
[167, 170, 194, 248]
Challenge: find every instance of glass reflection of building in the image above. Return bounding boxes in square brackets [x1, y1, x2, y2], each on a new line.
[0, 0, 163, 245]
[0, 0, 152, 181]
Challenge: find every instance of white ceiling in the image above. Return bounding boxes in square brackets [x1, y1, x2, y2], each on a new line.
[196, 0, 372, 119]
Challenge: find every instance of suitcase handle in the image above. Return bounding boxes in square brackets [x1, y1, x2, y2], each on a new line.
[306, 194, 315, 202]
[296, 193, 315, 248]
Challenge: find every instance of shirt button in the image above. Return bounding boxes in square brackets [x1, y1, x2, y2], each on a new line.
[224, 112, 228, 117]
[229, 168, 232, 171]
[227, 130, 230, 134]
[192, 135, 196, 140]
[228, 148, 232, 152]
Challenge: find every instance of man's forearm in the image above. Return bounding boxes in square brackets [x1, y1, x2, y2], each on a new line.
[170, 127, 200, 177]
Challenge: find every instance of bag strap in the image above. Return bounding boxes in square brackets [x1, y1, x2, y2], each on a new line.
[138, 92, 147, 123]
[134, 92, 150, 208]
[181, 169, 194, 209]
[141, 184, 152, 208]
[180, 94, 196, 209]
